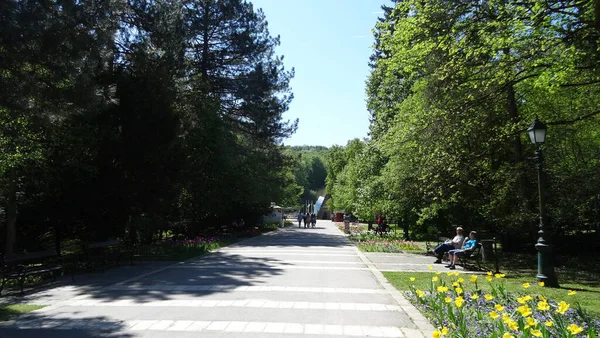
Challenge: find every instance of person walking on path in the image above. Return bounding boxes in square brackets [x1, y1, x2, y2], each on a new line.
[433, 227, 464, 264]
[297, 212, 303, 228]
[311, 213, 317, 228]
[303, 213, 309, 228]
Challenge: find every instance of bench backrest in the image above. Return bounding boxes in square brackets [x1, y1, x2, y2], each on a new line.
[87, 240, 121, 249]
[3, 250, 59, 264]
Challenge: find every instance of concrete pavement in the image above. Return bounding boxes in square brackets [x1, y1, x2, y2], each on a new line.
[0, 220, 434, 337]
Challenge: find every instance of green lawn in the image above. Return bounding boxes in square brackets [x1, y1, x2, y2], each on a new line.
[383, 271, 600, 316]
[0, 304, 45, 321]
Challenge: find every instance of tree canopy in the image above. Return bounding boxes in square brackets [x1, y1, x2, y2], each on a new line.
[0, 0, 297, 254]
[328, 0, 600, 249]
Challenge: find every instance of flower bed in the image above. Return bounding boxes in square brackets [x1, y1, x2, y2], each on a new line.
[356, 238, 420, 253]
[405, 270, 599, 337]
[334, 222, 366, 233]
[348, 231, 421, 253]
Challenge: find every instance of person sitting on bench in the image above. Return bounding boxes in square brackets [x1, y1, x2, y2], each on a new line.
[446, 231, 478, 270]
[433, 227, 464, 264]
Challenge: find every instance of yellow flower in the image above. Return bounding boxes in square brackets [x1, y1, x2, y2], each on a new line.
[502, 334, 514, 338]
[470, 275, 478, 283]
[485, 276, 493, 282]
[444, 297, 452, 303]
[526, 317, 537, 327]
[556, 301, 570, 314]
[517, 305, 532, 317]
[432, 276, 439, 282]
[428, 265, 433, 270]
[537, 301, 550, 311]
[489, 311, 499, 319]
[455, 287, 463, 295]
[487, 271, 493, 276]
[494, 304, 505, 311]
[447, 272, 453, 277]
[568, 290, 577, 296]
[567, 323, 584, 335]
[441, 327, 449, 335]
[432, 330, 441, 338]
[538, 281, 545, 287]
[437, 286, 449, 293]
[453, 271, 460, 277]
[470, 294, 479, 300]
[495, 273, 504, 279]
[409, 277, 416, 282]
[416, 289, 425, 298]
[508, 320, 519, 331]
[435, 271, 441, 275]
[517, 296, 530, 304]
[531, 329, 542, 337]
[502, 312, 511, 324]
[544, 321, 553, 327]
[523, 295, 533, 302]
[522, 282, 530, 289]
[455, 296, 464, 308]
[452, 282, 459, 287]
[484, 294, 494, 301]
[538, 295, 547, 302]
[457, 278, 465, 283]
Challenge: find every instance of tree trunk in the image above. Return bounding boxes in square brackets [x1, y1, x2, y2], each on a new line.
[506, 81, 529, 205]
[54, 225, 62, 256]
[201, 3, 210, 78]
[595, 0, 600, 32]
[5, 166, 17, 255]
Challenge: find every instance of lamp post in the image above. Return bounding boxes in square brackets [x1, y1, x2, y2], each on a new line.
[527, 116, 559, 287]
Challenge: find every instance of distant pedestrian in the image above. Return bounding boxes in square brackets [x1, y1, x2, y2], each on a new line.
[311, 213, 317, 228]
[303, 213, 309, 228]
[297, 212, 303, 227]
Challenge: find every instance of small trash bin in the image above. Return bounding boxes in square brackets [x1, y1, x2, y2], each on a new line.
[480, 240, 495, 262]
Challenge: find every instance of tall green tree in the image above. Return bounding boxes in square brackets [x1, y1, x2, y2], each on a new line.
[1, 0, 297, 253]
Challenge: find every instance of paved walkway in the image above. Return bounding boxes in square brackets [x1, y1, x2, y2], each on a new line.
[0, 220, 435, 337]
[363, 252, 486, 274]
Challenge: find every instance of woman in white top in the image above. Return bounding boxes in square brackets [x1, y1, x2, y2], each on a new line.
[433, 227, 464, 264]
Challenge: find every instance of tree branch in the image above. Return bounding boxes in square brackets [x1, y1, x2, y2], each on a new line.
[546, 110, 600, 125]
[559, 79, 600, 87]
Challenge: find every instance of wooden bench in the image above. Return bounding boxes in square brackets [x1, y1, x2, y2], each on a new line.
[425, 235, 447, 253]
[0, 250, 64, 296]
[443, 238, 499, 271]
[457, 243, 483, 270]
[82, 240, 122, 272]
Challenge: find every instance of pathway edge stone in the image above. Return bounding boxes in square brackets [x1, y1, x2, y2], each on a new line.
[340, 227, 435, 338]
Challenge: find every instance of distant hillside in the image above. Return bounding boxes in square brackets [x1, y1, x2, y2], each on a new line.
[283, 145, 329, 209]
[288, 145, 329, 152]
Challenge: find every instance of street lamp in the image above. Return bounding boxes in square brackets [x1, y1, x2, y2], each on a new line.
[527, 116, 559, 287]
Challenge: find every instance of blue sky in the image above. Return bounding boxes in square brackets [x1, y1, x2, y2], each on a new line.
[250, 0, 387, 147]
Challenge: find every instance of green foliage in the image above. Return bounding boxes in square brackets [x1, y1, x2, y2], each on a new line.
[284, 145, 328, 208]
[0, 0, 296, 253]
[326, 0, 600, 248]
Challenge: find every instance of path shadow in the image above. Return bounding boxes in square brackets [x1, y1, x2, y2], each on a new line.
[1, 223, 351, 315]
[231, 230, 353, 248]
[9, 253, 290, 305]
[0, 313, 132, 338]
